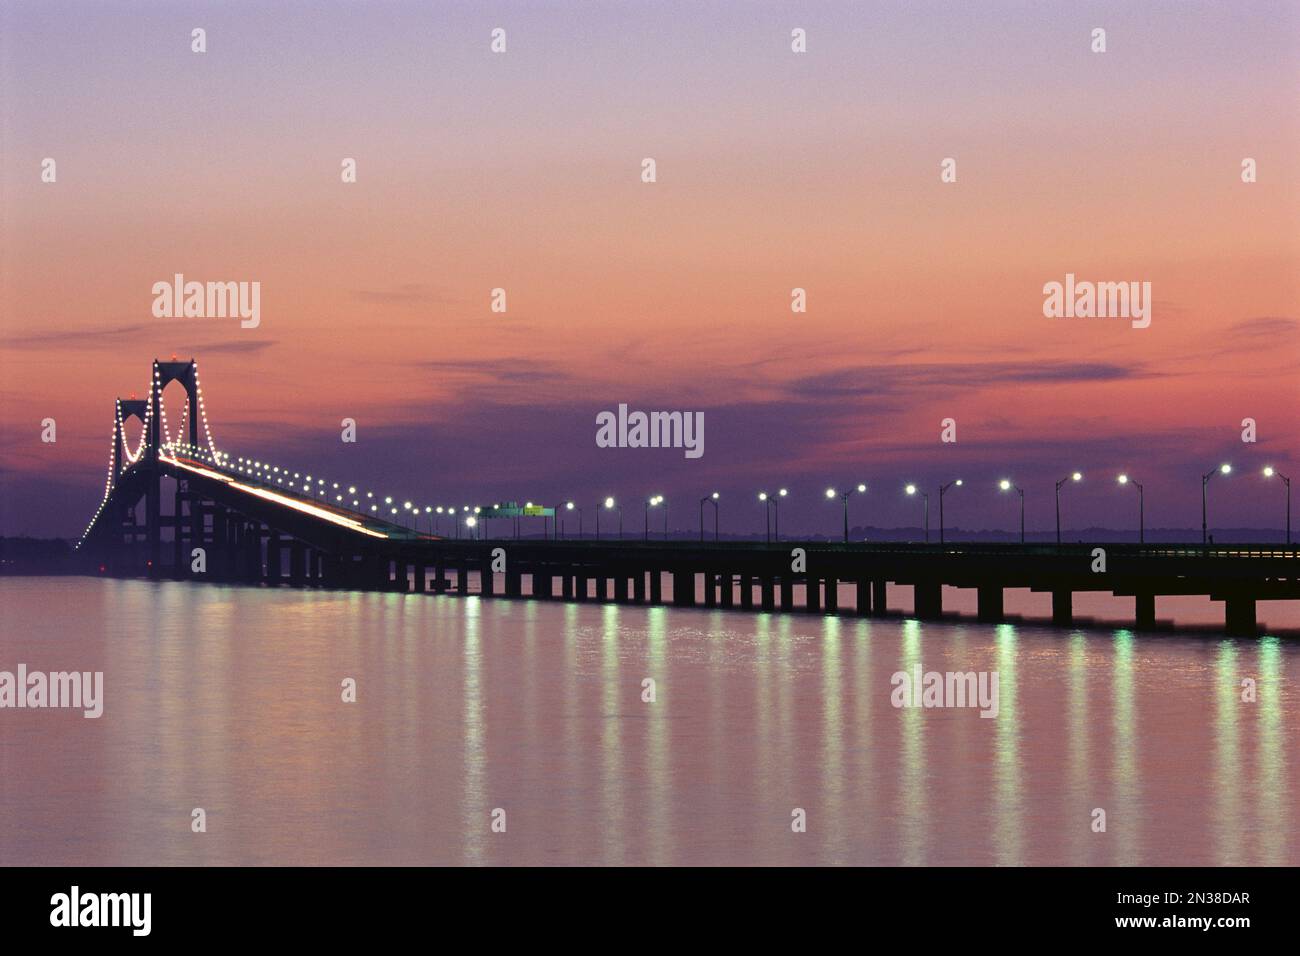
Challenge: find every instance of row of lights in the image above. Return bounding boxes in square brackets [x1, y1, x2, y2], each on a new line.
[552, 467, 1292, 547]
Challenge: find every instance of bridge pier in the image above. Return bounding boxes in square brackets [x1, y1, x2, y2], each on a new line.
[650, 571, 662, 605]
[266, 531, 282, 586]
[633, 572, 646, 603]
[1051, 590, 1072, 626]
[172, 481, 184, 579]
[871, 579, 888, 617]
[290, 542, 306, 587]
[976, 585, 1003, 623]
[597, 577, 610, 601]
[913, 581, 942, 620]
[720, 574, 734, 608]
[575, 573, 588, 601]
[673, 571, 695, 607]
[456, 562, 469, 595]
[805, 577, 821, 612]
[824, 578, 838, 613]
[1134, 592, 1155, 630]
[562, 574, 574, 599]
[760, 576, 774, 611]
[1224, 595, 1257, 637]
[703, 574, 717, 607]
[779, 577, 794, 611]
[614, 575, 629, 603]
[856, 579, 871, 616]
[505, 568, 521, 597]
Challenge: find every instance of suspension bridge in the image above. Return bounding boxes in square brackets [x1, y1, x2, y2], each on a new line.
[75, 359, 1300, 636]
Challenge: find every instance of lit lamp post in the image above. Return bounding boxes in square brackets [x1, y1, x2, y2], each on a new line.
[645, 495, 662, 541]
[597, 496, 617, 540]
[563, 501, 576, 540]
[825, 483, 866, 543]
[999, 479, 1024, 544]
[905, 484, 929, 542]
[938, 479, 962, 544]
[1055, 472, 1082, 545]
[1263, 466, 1291, 545]
[1117, 474, 1144, 544]
[466, 515, 477, 540]
[758, 492, 771, 543]
[1202, 463, 1231, 546]
[699, 492, 719, 542]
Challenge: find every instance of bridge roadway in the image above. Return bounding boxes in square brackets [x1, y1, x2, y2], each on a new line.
[79, 455, 1300, 637]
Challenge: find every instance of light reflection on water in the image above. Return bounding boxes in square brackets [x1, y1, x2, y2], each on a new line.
[0, 577, 1296, 866]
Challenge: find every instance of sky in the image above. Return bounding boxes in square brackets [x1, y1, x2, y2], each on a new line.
[2, 0, 1297, 539]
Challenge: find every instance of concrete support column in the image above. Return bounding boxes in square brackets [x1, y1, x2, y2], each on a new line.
[779, 577, 794, 611]
[1224, 596, 1256, 636]
[562, 575, 574, 600]
[1051, 590, 1072, 626]
[805, 577, 821, 612]
[173, 481, 184, 578]
[673, 570, 696, 607]
[483, 563, 497, 597]
[759, 576, 774, 611]
[703, 574, 717, 607]
[575, 574, 588, 601]
[649, 571, 662, 604]
[614, 575, 629, 603]
[266, 532, 282, 585]
[976, 585, 1003, 623]
[824, 578, 838, 613]
[913, 581, 942, 619]
[871, 579, 888, 617]
[456, 562, 469, 595]
[290, 542, 306, 587]
[633, 572, 646, 603]
[720, 574, 734, 607]
[1134, 592, 1155, 629]
[505, 568, 521, 597]
[856, 579, 871, 616]
[597, 577, 610, 601]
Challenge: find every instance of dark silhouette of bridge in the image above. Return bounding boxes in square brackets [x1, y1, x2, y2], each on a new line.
[76, 359, 1299, 636]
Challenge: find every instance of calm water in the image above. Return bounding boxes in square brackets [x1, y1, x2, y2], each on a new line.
[1, 577, 1296, 866]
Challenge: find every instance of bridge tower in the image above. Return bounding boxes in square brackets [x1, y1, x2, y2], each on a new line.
[146, 359, 200, 575]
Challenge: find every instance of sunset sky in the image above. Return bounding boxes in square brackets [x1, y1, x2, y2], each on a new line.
[2, 1, 1297, 538]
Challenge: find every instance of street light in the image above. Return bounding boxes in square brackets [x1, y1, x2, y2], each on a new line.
[999, 479, 1025, 544]
[596, 496, 615, 540]
[938, 479, 962, 544]
[645, 495, 662, 541]
[1202, 463, 1231, 546]
[699, 492, 719, 542]
[906, 484, 930, 542]
[826, 483, 866, 543]
[1263, 466, 1292, 545]
[1117, 474, 1145, 544]
[1055, 471, 1082, 545]
[563, 500, 576, 540]
[758, 492, 771, 543]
